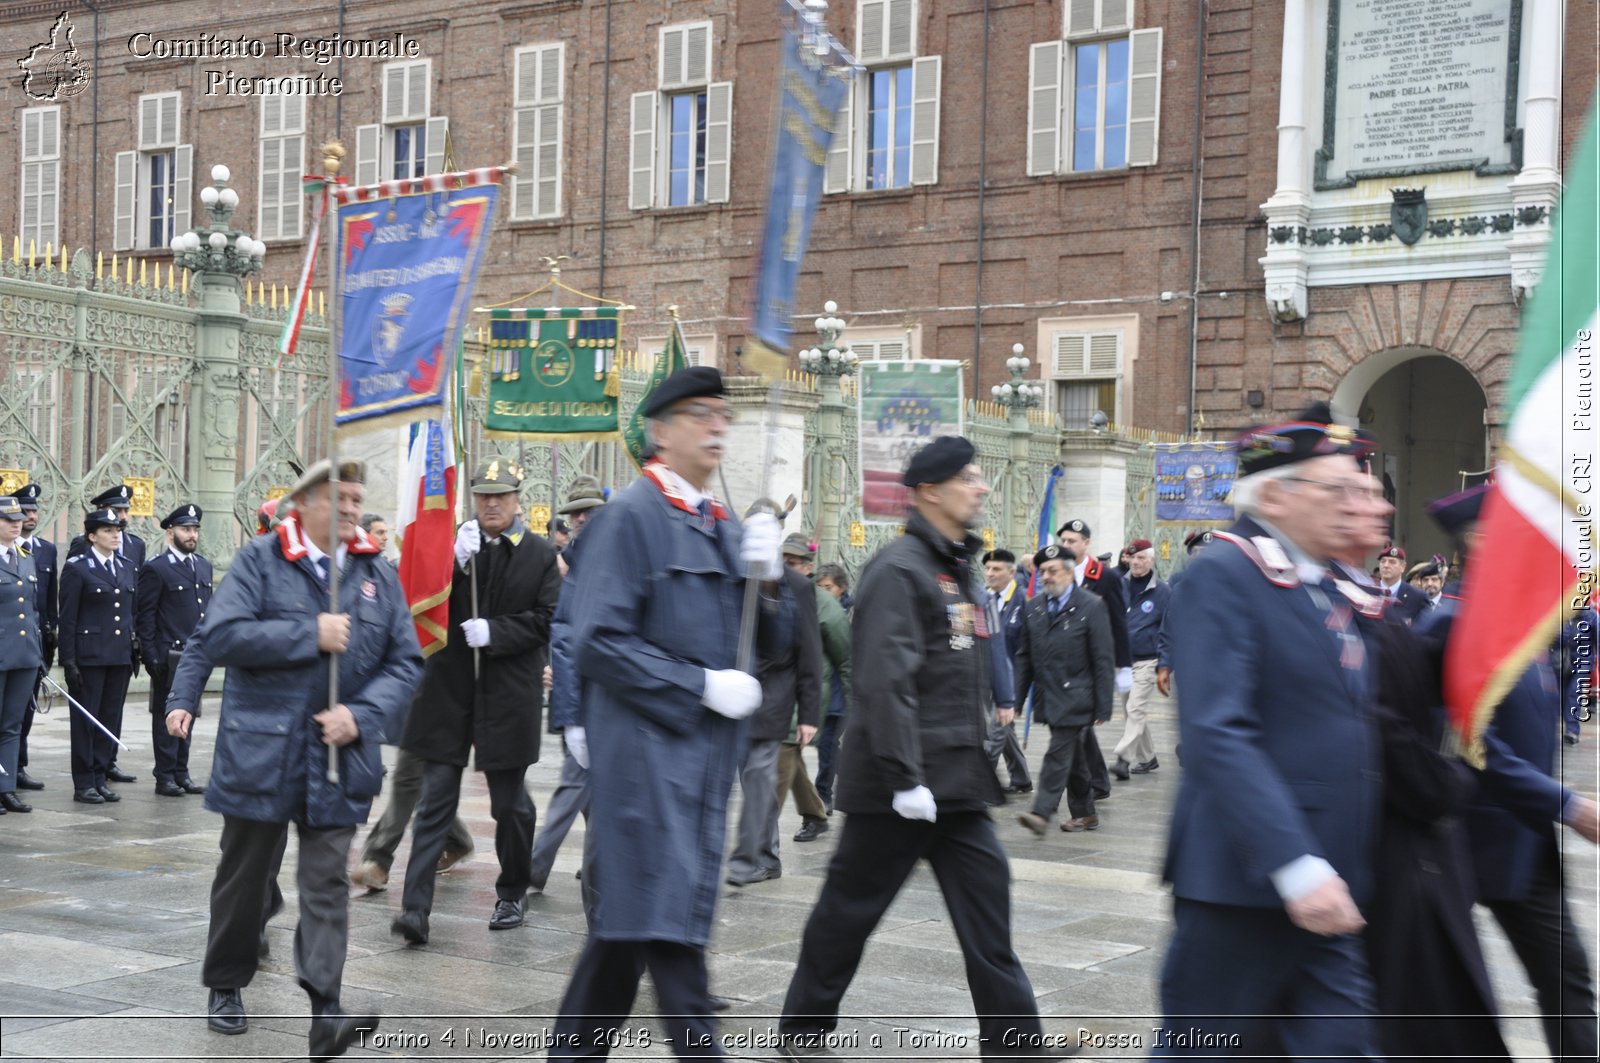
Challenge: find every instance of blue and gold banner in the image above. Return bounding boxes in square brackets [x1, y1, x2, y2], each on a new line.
[1153, 443, 1237, 522]
[747, 27, 850, 376]
[335, 172, 502, 430]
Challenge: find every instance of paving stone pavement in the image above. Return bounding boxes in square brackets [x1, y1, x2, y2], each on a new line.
[0, 696, 1593, 1061]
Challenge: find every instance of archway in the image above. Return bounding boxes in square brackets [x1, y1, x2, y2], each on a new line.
[1333, 350, 1489, 563]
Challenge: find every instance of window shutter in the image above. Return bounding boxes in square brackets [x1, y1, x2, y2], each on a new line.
[1053, 331, 1123, 377]
[703, 82, 733, 204]
[886, 0, 915, 59]
[384, 64, 408, 122]
[160, 94, 180, 147]
[660, 25, 685, 88]
[260, 137, 282, 238]
[1100, 0, 1132, 32]
[172, 144, 193, 238]
[685, 23, 711, 85]
[114, 151, 137, 251]
[1065, 0, 1098, 37]
[909, 56, 940, 186]
[20, 164, 39, 241]
[629, 92, 657, 210]
[282, 135, 304, 236]
[139, 96, 160, 150]
[685, 346, 705, 367]
[1027, 42, 1063, 177]
[424, 116, 449, 174]
[355, 124, 381, 188]
[824, 77, 854, 194]
[857, 0, 887, 63]
[514, 45, 564, 220]
[261, 95, 283, 137]
[1127, 28, 1163, 167]
[878, 339, 907, 360]
[384, 61, 430, 123]
[536, 104, 562, 217]
[1087, 332, 1122, 374]
[1054, 334, 1086, 375]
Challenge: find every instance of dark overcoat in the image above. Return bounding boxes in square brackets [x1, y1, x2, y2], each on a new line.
[749, 567, 822, 742]
[1012, 588, 1115, 728]
[197, 517, 422, 827]
[401, 520, 561, 771]
[567, 473, 751, 946]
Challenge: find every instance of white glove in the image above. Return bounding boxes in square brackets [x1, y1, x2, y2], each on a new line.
[1115, 666, 1133, 695]
[702, 668, 762, 719]
[454, 520, 482, 568]
[564, 725, 590, 770]
[892, 785, 938, 822]
[461, 618, 490, 648]
[739, 512, 783, 581]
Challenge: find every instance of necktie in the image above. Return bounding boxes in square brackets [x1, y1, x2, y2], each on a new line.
[185, 554, 196, 576]
[315, 556, 330, 586]
[696, 499, 714, 532]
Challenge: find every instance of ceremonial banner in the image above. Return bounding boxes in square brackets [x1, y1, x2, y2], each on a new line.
[623, 318, 689, 469]
[334, 168, 505, 430]
[397, 413, 457, 657]
[746, 26, 850, 378]
[1444, 94, 1599, 763]
[858, 360, 964, 522]
[482, 307, 621, 440]
[1152, 443, 1238, 522]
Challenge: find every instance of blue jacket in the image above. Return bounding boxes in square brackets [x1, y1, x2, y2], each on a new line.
[547, 524, 597, 732]
[58, 551, 136, 667]
[135, 548, 214, 670]
[991, 580, 1028, 660]
[196, 519, 422, 827]
[0, 544, 42, 671]
[20, 535, 56, 635]
[1163, 517, 1382, 908]
[1123, 573, 1170, 660]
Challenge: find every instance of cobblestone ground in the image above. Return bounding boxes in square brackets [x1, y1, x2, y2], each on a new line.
[0, 695, 1593, 1061]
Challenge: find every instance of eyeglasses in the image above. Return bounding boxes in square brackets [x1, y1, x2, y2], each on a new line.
[1283, 477, 1372, 501]
[676, 404, 737, 426]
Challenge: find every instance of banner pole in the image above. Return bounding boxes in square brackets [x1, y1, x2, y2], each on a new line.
[321, 143, 345, 785]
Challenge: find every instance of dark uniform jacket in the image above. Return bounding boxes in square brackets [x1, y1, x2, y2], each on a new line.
[835, 508, 1004, 815]
[135, 548, 214, 675]
[1377, 579, 1428, 623]
[1012, 588, 1115, 728]
[68, 531, 146, 570]
[0, 544, 43, 671]
[1074, 555, 1131, 669]
[750, 567, 823, 742]
[400, 518, 562, 771]
[1124, 574, 1170, 660]
[59, 551, 137, 668]
[18, 535, 56, 662]
[993, 580, 1027, 660]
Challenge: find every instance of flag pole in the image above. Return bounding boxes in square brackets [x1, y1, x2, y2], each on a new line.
[321, 141, 345, 786]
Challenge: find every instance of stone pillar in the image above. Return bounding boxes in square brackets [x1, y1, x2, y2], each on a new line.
[1507, 0, 1564, 303]
[1056, 432, 1143, 556]
[190, 272, 246, 571]
[813, 381, 849, 561]
[1259, 0, 1312, 323]
[1006, 408, 1035, 552]
[721, 378, 818, 525]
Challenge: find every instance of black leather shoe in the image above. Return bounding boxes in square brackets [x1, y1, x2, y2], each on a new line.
[391, 909, 429, 945]
[15, 768, 44, 790]
[95, 784, 122, 802]
[207, 988, 247, 1035]
[0, 792, 32, 813]
[107, 766, 136, 783]
[155, 780, 186, 797]
[1093, 789, 1112, 802]
[489, 897, 525, 930]
[309, 1008, 377, 1061]
[793, 818, 829, 843]
[708, 995, 732, 1012]
[1112, 758, 1132, 781]
[1003, 781, 1033, 794]
[726, 867, 781, 887]
[73, 787, 104, 804]
[1131, 757, 1160, 774]
[179, 777, 206, 794]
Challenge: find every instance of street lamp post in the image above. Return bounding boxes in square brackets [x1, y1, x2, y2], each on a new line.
[171, 164, 267, 310]
[799, 300, 858, 563]
[991, 343, 1045, 552]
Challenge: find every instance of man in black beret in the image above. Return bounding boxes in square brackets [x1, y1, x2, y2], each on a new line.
[136, 504, 213, 796]
[776, 435, 1048, 1057]
[1055, 517, 1132, 790]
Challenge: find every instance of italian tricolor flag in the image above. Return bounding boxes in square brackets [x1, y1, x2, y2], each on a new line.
[1445, 94, 1600, 763]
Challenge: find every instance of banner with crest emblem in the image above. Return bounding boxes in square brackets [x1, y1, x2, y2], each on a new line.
[481, 307, 622, 440]
[334, 170, 503, 430]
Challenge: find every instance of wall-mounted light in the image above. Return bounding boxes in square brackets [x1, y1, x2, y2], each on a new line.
[1246, 390, 1265, 408]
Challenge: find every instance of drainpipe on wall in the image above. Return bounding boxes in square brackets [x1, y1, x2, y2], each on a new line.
[1186, 1, 1207, 435]
[81, 0, 101, 263]
[597, 0, 614, 297]
[973, 0, 991, 384]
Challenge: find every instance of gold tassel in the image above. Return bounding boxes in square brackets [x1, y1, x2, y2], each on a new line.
[467, 361, 484, 397]
[604, 365, 620, 398]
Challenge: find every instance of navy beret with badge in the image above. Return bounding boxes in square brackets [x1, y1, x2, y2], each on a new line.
[1183, 529, 1215, 554]
[161, 503, 203, 529]
[640, 366, 727, 420]
[84, 507, 127, 531]
[14, 483, 41, 510]
[1056, 518, 1091, 539]
[90, 484, 134, 509]
[1233, 401, 1376, 477]
[1033, 543, 1076, 570]
[901, 435, 977, 487]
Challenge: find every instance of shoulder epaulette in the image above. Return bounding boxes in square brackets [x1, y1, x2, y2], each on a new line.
[1213, 531, 1300, 588]
[65, 554, 83, 565]
[1329, 579, 1386, 618]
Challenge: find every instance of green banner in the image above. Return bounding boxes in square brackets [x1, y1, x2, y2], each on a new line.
[483, 311, 620, 440]
[622, 320, 689, 468]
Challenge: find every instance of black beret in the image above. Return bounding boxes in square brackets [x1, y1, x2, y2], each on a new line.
[14, 483, 41, 509]
[640, 366, 727, 419]
[1034, 543, 1076, 570]
[902, 435, 976, 487]
[1234, 401, 1373, 477]
[1183, 529, 1215, 553]
[1406, 560, 1441, 581]
[982, 549, 1016, 566]
[161, 503, 202, 529]
[1428, 483, 1489, 536]
[1056, 518, 1091, 539]
[90, 484, 134, 508]
[84, 507, 127, 532]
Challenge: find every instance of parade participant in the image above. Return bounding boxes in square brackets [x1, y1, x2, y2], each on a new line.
[358, 514, 391, 555]
[1112, 539, 1167, 780]
[191, 459, 420, 1060]
[0, 497, 43, 814]
[982, 548, 1032, 795]
[1013, 544, 1114, 835]
[810, 561, 853, 812]
[529, 474, 606, 895]
[389, 459, 562, 944]
[135, 504, 212, 796]
[13, 482, 53, 791]
[814, 563, 851, 611]
[1156, 403, 1382, 1057]
[1055, 519, 1129, 794]
[59, 508, 138, 804]
[67, 484, 147, 569]
[776, 533, 839, 844]
[776, 436, 1048, 1059]
[1374, 545, 1426, 622]
[549, 366, 782, 1060]
[1155, 529, 1214, 698]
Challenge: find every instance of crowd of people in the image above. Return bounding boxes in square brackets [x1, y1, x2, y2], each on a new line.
[0, 373, 1596, 1060]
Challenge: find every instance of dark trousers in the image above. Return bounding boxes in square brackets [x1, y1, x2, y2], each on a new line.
[988, 718, 1033, 788]
[1156, 898, 1377, 1058]
[530, 739, 590, 891]
[203, 816, 353, 1003]
[402, 760, 536, 914]
[1080, 724, 1110, 797]
[551, 938, 722, 1060]
[0, 666, 36, 793]
[779, 812, 1045, 1058]
[813, 713, 844, 806]
[19, 673, 36, 768]
[1484, 856, 1599, 1060]
[1032, 723, 1094, 821]
[360, 746, 473, 871]
[146, 664, 191, 784]
[68, 664, 130, 790]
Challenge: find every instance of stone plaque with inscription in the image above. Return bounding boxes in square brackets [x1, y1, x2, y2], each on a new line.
[1316, 0, 1522, 189]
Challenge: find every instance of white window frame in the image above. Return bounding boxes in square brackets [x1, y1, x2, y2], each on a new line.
[846, 324, 921, 361]
[356, 59, 448, 186]
[828, 2, 938, 194]
[1065, 0, 1134, 38]
[512, 43, 565, 221]
[1037, 314, 1138, 428]
[641, 333, 715, 368]
[114, 93, 191, 251]
[631, 22, 731, 209]
[1028, 22, 1162, 176]
[20, 106, 61, 251]
[258, 95, 306, 241]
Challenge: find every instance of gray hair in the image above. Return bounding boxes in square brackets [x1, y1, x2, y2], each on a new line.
[1230, 464, 1302, 516]
[359, 513, 386, 531]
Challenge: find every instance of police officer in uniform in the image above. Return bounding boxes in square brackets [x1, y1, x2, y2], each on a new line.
[136, 503, 213, 796]
[0, 496, 43, 813]
[13, 482, 54, 791]
[60, 508, 138, 803]
[68, 484, 147, 568]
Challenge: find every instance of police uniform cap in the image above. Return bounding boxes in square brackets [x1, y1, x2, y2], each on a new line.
[1056, 518, 1091, 539]
[470, 459, 523, 495]
[1427, 483, 1489, 536]
[90, 484, 134, 509]
[640, 366, 727, 420]
[558, 475, 607, 514]
[161, 503, 203, 529]
[982, 548, 1016, 566]
[1183, 529, 1215, 553]
[1034, 543, 1076, 570]
[14, 483, 41, 510]
[1234, 401, 1373, 477]
[85, 508, 127, 532]
[0, 497, 24, 522]
[547, 517, 570, 535]
[901, 435, 977, 487]
[286, 459, 366, 500]
[1377, 544, 1405, 560]
[781, 534, 814, 558]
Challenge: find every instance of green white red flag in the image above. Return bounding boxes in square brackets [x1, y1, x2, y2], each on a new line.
[1444, 93, 1600, 763]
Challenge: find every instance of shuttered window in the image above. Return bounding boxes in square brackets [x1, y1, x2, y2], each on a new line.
[357, 60, 448, 184]
[830, 2, 938, 194]
[1051, 331, 1123, 428]
[1027, 11, 1161, 176]
[20, 107, 60, 250]
[632, 23, 730, 209]
[259, 95, 306, 240]
[512, 44, 565, 221]
[115, 94, 191, 250]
